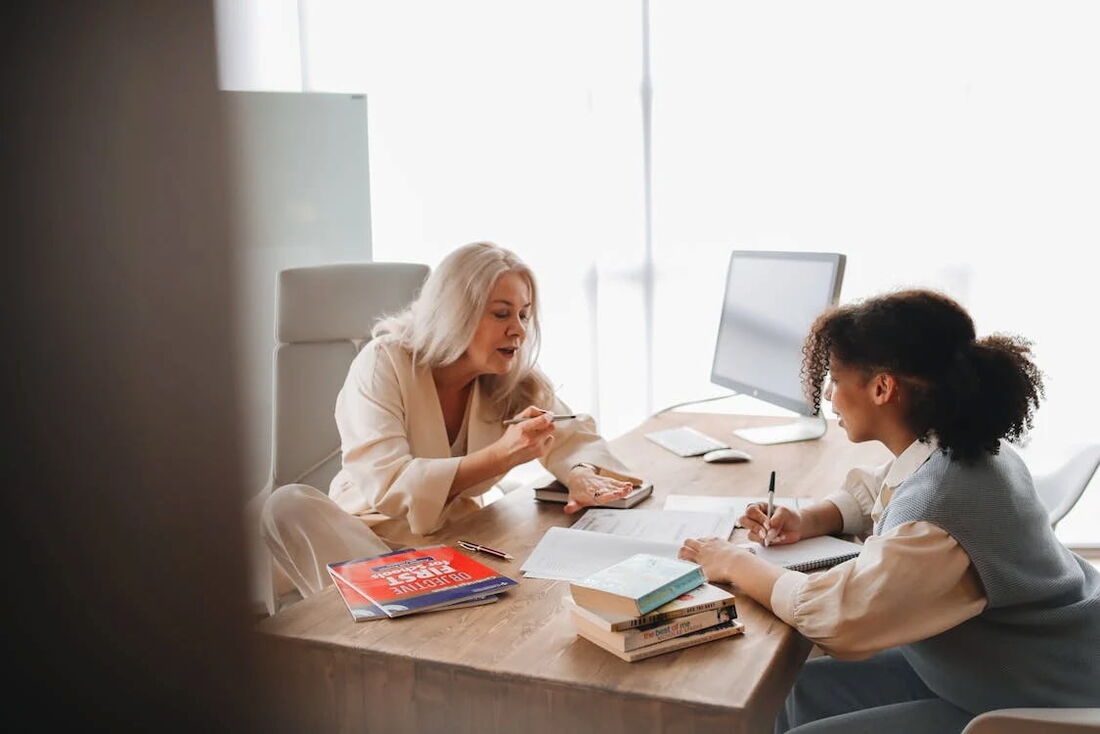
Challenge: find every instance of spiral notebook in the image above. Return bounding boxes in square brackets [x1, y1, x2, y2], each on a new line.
[741, 534, 863, 572]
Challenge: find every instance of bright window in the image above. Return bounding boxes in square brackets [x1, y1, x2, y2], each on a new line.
[216, 0, 1100, 543]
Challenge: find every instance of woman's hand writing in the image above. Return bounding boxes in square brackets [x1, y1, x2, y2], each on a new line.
[739, 503, 804, 546]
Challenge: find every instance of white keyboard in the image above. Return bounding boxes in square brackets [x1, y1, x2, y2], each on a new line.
[644, 426, 730, 457]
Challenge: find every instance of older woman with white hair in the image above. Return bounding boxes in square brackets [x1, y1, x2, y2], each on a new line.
[263, 242, 638, 598]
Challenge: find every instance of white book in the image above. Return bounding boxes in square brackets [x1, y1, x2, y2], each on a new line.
[572, 582, 737, 631]
[576, 618, 745, 662]
[566, 597, 738, 652]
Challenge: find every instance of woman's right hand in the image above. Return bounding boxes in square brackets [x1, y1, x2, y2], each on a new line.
[493, 406, 556, 469]
[739, 503, 804, 546]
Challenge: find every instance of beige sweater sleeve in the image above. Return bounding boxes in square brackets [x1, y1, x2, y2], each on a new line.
[769, 521, 987, 660]
[330, 344, 462, 535]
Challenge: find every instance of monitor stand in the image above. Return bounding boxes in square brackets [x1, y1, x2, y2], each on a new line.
[733, 414, 827, 445]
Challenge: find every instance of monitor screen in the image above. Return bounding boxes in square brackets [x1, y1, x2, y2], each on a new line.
[711, 251, 845, 415]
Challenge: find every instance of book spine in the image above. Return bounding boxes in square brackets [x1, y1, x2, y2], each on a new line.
[621, 606, 736, 651]
[608, 596, 736, 631]
[533, 490, 568, 504]
[622, 620, 743, 662]
[635, 568, 706, 616]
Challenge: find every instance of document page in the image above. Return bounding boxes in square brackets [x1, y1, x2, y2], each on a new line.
[520, 527, 681, 581]
[570, 508, 737, 545]
[663, 495, 809, 526]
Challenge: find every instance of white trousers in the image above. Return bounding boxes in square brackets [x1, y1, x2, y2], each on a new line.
[260, 484, 392, 599]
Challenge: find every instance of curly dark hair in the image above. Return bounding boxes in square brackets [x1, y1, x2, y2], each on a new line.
[801, 289, 1044, 460]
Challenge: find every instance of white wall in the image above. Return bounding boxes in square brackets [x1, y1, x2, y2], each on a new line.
[221, 91, 372, 500]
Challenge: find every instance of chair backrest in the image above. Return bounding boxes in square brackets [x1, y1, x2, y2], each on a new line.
[1033, 444, 1100, 529]
[270, 262, 429, 491]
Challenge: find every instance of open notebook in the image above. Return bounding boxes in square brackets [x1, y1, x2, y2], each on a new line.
[741, 534, 863, 572]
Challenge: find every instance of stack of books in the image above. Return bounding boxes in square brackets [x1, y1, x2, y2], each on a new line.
[327, 545, 518, 621]
[567, 553, 743, 662]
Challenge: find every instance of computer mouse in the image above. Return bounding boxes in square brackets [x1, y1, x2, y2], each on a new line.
[702, 448, 752, 463]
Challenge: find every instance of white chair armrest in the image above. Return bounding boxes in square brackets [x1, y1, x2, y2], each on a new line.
[962, 708, 1100, 734]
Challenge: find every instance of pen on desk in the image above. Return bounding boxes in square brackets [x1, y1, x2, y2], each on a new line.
[764, 470, 776, 547]
[457, 540, 514, 561]
[502, 413, 578, 426]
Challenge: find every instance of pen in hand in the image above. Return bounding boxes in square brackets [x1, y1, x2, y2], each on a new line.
[764, 470, 776, 547]
[502, 412, 578, 425]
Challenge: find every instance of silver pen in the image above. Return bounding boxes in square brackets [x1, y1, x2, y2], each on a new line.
[502, 413, 578, 426]
[764, 470, 776, 547]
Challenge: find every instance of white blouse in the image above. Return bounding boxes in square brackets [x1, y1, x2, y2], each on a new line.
[328, 336, 631, 535]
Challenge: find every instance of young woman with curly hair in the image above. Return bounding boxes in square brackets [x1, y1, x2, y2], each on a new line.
[679, 289, 1100, 733]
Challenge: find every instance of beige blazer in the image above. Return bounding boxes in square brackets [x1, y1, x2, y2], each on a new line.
[328, 336, 631, 535]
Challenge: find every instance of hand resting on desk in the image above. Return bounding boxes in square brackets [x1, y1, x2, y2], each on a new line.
[562, 464, 634, 514]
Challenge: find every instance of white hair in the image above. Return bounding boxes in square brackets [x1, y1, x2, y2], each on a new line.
[373, 241, 553, 420]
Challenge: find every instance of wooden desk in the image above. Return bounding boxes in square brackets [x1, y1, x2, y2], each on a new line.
[256, 413, 890, 733]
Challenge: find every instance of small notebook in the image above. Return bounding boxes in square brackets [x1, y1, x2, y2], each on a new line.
[533, 466, 653, 509]
[534, 480, 653, 509]
[741, 534, 863, 572]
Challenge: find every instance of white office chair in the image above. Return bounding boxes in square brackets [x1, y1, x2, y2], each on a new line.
[961, 708, 1100, 733]
[259, 262, 429, 613]
[954, 446, 1100, 733]
[1032, 444, 1100, 529]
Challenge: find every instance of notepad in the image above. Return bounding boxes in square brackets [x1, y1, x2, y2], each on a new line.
[741, 534, 863, 572]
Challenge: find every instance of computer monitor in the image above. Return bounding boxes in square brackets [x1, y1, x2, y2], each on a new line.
[710, 250, 846, 445]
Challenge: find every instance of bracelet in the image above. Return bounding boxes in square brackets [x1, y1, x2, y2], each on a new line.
[570, 462, 598, 474]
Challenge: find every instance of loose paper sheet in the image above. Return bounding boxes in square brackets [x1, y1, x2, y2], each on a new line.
[520, 527, 681, 581]
[662, 495, 809, 526]
[570, 508, 737, 545]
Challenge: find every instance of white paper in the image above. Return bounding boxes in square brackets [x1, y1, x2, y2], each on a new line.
[570, 508, 736, 545]
[663, 495, 809, 526]
[519, 527, 681, 581]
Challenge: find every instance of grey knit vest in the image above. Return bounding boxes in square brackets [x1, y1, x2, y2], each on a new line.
[877, 441, 1100, 713]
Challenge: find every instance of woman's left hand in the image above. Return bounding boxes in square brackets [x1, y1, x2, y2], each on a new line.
[563, 465, 634, 514]
[678, 537, 750, 584]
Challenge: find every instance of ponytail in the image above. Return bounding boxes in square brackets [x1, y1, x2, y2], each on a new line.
[906, 335, 1044, 459]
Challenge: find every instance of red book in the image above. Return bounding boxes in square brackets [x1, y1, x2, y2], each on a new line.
[328, 567, 500, 621]
[328, 544, 518, 618]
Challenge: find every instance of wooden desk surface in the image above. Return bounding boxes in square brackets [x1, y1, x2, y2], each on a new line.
[256, 413, 890, 734]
